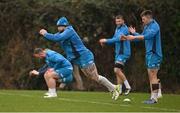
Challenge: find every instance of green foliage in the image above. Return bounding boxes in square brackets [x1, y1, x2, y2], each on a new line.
[0, 0, 179, 93]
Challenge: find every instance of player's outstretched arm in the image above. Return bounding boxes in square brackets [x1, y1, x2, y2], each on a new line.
[39, 28, 72, 42]
[120, 35, 144, 41]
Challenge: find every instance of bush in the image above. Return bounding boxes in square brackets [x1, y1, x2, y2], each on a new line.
[0, 0, 179, 93]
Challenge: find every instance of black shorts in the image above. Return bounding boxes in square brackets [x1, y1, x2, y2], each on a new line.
[114, 63, 124, 70]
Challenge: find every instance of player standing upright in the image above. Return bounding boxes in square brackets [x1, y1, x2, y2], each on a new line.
[39, 17, 119, 100]
[99, 15, 131, 95]
[121, 10, 163, 104]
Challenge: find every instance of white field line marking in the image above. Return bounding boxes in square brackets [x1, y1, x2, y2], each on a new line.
[0, 92, 33, 97]
[0, 92, 179, 112]
[58, 97, 130, 107]
[58, 98, 179, 112]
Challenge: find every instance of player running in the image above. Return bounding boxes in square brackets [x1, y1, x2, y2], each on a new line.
[121, 10, 163, 104]
[29, 48, 73, 98]
[99, 15, 131, 95]
[39, 17, 119, 100]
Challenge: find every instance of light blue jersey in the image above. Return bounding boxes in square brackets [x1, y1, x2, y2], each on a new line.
[133, 19, 163, 68]
[106, 24, 131, 63]
[44, 26, 88, 61]
[45, 49, 73, 83]
[43, 17, 94, 68]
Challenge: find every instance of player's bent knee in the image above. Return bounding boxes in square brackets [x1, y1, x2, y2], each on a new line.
[114, 68, 123, 74]
[114, 68, 117, 73]
[114, 68, 121, 73]
[44, 71, 54, 78]
[149, 71, 157, 78]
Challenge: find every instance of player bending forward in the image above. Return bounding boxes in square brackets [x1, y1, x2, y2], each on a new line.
[29, 48, 73, 98]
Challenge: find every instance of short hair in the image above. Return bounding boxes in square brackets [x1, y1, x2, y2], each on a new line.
[34, 48, 43, 54]
[115, 15, 124, 20]
[140, 10, 153, 18]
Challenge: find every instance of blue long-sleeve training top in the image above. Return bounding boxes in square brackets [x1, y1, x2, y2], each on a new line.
[132, 19, 163, 58]
[44, 26, 89, 62]
[38, 49, 73, 75]
[105, 24, 131, 59]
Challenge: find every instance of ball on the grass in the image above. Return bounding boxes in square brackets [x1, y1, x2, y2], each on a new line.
[123, 98, 131, 102]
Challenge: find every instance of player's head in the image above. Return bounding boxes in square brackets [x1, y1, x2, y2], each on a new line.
[115, 15, 124, 26]
[33, 48, 46, 58]
[140, 10, 153, 25]
[56, 17, 69, 32]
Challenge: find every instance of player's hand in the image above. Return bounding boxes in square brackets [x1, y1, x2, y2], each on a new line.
[39, 29, 47, 36]
[126, 35, 136, 40]
[29, 70, 39, 76]
[129, 26, 136, 34]
[99, 39, 107, 46]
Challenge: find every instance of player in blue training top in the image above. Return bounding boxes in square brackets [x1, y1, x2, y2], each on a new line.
[29, 48, 73, 98]
[121, 10, 163, 104]
[39, 17, 120, 100]
[99, 15, 131, 96]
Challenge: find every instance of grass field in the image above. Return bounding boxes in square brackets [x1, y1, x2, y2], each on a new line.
[0, 90, 180, 112]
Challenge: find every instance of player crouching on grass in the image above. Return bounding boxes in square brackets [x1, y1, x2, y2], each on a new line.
[99, 15, 131, 96]
[29, 48, 73, 98]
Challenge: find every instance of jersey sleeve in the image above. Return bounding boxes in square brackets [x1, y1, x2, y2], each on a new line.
[106, 28, 128, 44]
[44, 28, 73, 41]
[143, 24, 159, 40]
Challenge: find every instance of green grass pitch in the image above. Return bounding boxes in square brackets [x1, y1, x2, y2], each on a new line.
[0, 90, 179, 112]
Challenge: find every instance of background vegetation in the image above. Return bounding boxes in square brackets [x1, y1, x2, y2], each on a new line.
[0, 0, 179, 93]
